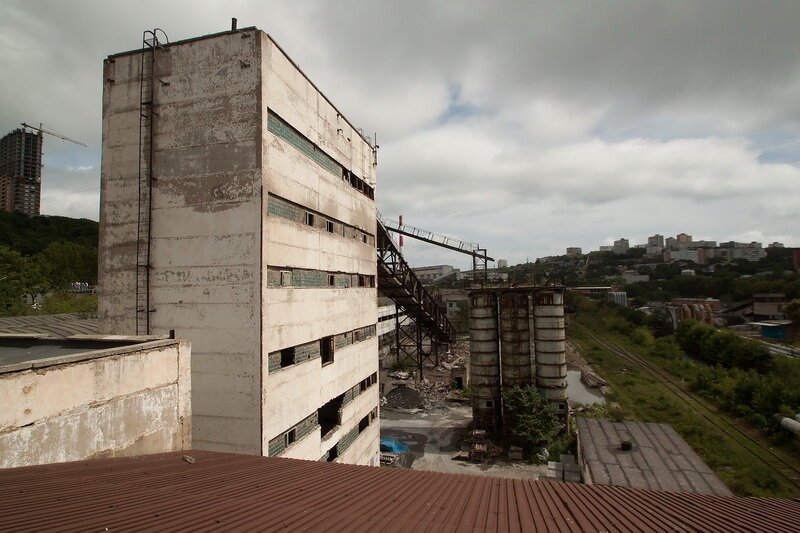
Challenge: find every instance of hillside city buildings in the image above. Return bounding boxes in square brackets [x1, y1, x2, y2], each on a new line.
[0, 128, 42, 216]
[98, 26, 379, 465]
[565, 233, 769, 265]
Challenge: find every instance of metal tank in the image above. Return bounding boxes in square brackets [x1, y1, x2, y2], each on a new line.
[499, 291, 533, 393]
[533, 289, 567, 409]
[469, 291, 500, 430]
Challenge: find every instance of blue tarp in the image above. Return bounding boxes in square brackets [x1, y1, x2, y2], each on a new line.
[380, 438, 409, 453]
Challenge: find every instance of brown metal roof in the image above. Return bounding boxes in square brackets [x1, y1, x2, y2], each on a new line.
[1, 451, 799, 532]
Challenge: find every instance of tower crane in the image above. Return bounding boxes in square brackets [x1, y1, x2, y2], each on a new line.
[20, 123, 87, 147]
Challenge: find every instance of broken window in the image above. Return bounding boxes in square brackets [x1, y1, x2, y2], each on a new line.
[305, 212, 315, 227]
[326, 446, 338, 462]
[318, 394, 345, 438]
[321, 336, 334, 365]
[280, 347, 295, 368]
[326, 220, 334, 233]
[358, 415, 369, 433]
[280, 270, 292, 287]
[285, 428, 297, 446]
[358, 275, 366, 287]
[328, 274, 335, 287]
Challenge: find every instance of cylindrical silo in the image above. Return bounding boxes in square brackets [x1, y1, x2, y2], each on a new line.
[469, 291, 500, 430]
[533, 289, 567, 408]
[500, 291, 533, 393]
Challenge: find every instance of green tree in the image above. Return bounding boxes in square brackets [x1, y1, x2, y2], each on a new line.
[0, 245, 43, 316]
[785, 299, 800, 324]
[502, 385, 561, 461]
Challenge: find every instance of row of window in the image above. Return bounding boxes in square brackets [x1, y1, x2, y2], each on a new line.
[268, 372, 379, 457]
[266, 266, 375, 289]
[267, 324, 377, 373]
[267, 110, 375, 200]
[321, 407, 379, 463]
[267, 194, 374, 246]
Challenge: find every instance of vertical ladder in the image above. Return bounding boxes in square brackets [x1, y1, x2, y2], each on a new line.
[136, 31, 158, 335]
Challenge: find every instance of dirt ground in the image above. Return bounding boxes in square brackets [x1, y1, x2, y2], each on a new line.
[380, 401, 547, 479]
[379, 340, 548, 479]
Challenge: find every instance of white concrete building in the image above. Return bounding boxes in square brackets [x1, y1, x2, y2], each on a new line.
[99, 26, 379, 464]
[1, 336, 191, 468]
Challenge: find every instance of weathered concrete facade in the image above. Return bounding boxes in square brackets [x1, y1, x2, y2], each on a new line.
[0, 338, 191, 468]
[99, 27, 379, 464]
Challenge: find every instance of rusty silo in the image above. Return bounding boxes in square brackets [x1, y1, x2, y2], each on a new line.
[533, 289, 567, 412]
[499, 291, 533, 392]
[469, 291, 500, 430]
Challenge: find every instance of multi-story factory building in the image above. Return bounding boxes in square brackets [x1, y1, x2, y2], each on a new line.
[99, 26, 379, 464]
[0, 128, 43, 216]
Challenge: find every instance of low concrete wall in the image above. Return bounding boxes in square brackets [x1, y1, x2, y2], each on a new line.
[0, 339, 191, 468]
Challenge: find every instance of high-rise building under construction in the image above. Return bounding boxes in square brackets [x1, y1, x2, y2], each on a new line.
[0, 128, 42, 216]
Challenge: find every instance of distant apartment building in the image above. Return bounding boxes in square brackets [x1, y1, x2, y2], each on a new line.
[99, 27, 379, 465]
[768, 242, 785, 248]
[676, 233, 692, 243]
[717, 241, 766, 262]
[565, 247, 582, 257]
[497, 259, 508, 268]
[0, 128, 42, 216]
[412, 264, 457, 283]
[646, 234, 664, 255]
[613, 238, 629, 255]
[598, 245, 613, 252]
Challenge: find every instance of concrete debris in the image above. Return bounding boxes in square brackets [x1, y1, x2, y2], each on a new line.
[384, 385, 423, 410]
[182, 455, 196, 464]
[580, 368, 607, 389]
[387, 371, 411, 380]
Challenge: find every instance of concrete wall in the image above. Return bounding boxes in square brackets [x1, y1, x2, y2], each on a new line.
[261, 35, 378, 464]
[0, 340, 190, 468]
[100, 28, 378, 464]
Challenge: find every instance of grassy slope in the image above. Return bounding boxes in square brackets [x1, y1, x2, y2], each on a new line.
[570, 314, 800, 498]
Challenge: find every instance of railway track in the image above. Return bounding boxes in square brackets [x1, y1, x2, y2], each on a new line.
[573, 323, 800, 491]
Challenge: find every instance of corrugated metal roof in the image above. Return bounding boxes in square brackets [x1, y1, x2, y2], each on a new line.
[0, 313, 97, 338]
[1, 451, 799, 532]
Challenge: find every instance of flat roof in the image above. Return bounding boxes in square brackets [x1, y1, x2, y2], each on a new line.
[0, 337, 177, 373]
[2, 451, 798, 532]
[577, 417, 733, 497]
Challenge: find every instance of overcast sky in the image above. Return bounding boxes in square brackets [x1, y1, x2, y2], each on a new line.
[2, 1, 799, 269]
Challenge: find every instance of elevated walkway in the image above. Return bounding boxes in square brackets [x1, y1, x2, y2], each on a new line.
[376, 219, 454, 344]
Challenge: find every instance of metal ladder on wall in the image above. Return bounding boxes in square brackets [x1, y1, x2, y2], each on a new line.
[136, 30, 160, 335]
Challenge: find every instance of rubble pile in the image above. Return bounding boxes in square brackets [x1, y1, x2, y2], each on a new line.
[384, 385, 423, 409]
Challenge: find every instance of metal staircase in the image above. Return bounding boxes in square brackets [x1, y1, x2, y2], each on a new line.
[376, 219, 454, 373]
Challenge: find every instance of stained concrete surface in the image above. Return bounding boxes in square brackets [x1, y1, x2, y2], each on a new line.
[380, 401, 547, 479]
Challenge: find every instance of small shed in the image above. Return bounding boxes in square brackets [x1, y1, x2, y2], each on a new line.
[751, 320, 792, 341]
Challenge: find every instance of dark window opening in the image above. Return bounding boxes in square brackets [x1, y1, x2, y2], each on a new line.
[326, 220, 334, 233]
[319, 394, 344, 437]
[286, 428, 297, 446]
[486, 400, 493, 408]
[321, 336, 334, 365]
[358, 415, 369, 433]
[280, 347, 295, 368]
[326, 446, 338, 462]
[361, 234, 367, 243]
[358, 275, 366, 287]
[328, 275, 335, 286]
[360, 379, 367, 392]
[305, 212, 315, 227]
[454, 377, 464, 390]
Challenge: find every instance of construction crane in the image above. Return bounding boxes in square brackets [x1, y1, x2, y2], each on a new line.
[21, 123, 87, 147]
